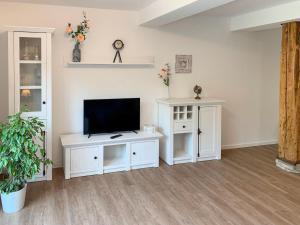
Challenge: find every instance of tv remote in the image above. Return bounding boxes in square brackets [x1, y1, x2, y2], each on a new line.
[110, 134, 123, 139]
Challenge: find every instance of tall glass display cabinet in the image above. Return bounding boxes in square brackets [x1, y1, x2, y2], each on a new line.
[8, 26, 55, 181]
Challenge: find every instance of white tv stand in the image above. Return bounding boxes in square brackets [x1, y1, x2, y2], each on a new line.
[60, 131, 163, 179]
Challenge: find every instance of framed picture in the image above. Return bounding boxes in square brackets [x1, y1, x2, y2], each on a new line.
[175, 55, 192, 73]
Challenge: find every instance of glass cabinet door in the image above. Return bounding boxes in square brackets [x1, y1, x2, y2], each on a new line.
[14, 33, 47, 119]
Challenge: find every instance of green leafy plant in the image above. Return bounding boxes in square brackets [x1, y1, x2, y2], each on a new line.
[0, 112, 52, 194]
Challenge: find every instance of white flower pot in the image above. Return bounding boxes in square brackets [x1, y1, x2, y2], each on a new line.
[1, 184, 27, 213]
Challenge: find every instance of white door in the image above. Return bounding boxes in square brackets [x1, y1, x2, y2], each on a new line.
[131, 141, 156, 167]
[198, 107, 217, 158]
[14, 32, 47, 120]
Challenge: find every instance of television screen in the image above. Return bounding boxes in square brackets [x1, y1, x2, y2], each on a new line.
[83, 98, 140, 135]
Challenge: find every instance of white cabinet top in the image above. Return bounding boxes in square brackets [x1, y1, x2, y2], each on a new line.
[7, 26, 55, 33]
[157, 97, 225, 106]
[61, 131, 163, 148]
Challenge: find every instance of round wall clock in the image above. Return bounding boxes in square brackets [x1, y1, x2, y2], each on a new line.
[112, 40, 124, 63]
[113, 40, 124, 50]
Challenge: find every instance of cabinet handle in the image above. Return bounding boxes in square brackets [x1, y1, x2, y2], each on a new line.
[183, 125, 186, 128]
[94, 156, 98, 159]
[43, 101, 46, 105]
[42, 131, 46, 176]
[133, 152, 136, 155]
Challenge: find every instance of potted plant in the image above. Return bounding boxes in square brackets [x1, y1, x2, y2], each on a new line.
[0, 112, 52, 213]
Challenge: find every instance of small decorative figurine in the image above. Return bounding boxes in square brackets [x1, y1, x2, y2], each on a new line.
[194, 85, 202, 100]
[112, 39, 124, 63]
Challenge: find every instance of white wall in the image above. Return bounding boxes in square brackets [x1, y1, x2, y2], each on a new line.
[258, 29, 281, 144]
[0, 2, 281, 167]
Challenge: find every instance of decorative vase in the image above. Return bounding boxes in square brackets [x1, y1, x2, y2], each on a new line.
[167, 86, 171, 99]
[72, 42, 81, 62]
[1, 184, 27, 213]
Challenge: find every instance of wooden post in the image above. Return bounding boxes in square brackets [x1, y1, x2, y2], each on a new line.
[277, 22, 300, 171]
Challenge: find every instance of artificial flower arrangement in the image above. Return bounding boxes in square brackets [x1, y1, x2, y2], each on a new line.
[158, 63, 171, 87]
[66, 11, 89, 44]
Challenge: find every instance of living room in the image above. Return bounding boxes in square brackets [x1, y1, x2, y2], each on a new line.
[0, 0, 299, 224]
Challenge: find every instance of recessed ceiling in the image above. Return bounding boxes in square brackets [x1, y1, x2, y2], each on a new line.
[0, 0, 156, 10]
[205, 0, 300, 17]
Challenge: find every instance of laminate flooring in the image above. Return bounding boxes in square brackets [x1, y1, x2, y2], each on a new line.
[2, 145, 300, 225]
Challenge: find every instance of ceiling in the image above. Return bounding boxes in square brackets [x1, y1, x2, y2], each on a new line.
[0, 0, 156, 10]
[205, 0, 300, 17]
[1, 0, 299, 14]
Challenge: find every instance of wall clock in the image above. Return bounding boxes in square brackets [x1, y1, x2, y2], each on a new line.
[112, 39, 124, 63]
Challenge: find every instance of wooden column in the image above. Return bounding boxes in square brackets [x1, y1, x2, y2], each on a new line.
[278, 22, 300, 167]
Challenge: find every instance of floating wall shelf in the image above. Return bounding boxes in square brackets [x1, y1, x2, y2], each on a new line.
[65, 56, 155, 67]
[67, 61, 154, 67]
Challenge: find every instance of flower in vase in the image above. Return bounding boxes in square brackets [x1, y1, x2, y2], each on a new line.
[66, 23, 73, 34]
[66, 11, 89, 44]
[158, 63, 171, 87]
[76, 33, 85, 43]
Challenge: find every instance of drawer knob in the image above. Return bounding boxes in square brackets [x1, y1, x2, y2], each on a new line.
[183, 125, 186, 128]
[94, 156, 98, 159]
[133, 152, 136, 155]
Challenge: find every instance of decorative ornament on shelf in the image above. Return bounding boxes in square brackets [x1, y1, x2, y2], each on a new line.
[66, 11, 90, 62]
[158, 63, 171, 98]
[194, 85, 202, 100]
[112, 39, 124, 63]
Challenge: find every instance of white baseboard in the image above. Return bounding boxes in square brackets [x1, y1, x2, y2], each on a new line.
[222, 139, 278, 150]
[276, 159, 300, 173]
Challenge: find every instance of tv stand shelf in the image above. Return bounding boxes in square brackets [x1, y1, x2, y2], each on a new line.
[60, 131, 162, 179]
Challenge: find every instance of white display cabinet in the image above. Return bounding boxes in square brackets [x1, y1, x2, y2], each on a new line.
[61, 131, 162, 179]
[8, 26, 55, 181]
[157, 98, 224, 165]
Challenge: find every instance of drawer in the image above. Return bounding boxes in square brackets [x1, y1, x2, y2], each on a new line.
[70, 146, 102, 176]
[174, 121, 193, 133]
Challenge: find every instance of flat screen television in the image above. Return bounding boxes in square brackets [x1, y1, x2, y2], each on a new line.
[83, 98, 140, 135]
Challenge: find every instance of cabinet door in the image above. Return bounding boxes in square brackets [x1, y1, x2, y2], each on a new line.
[130, 141, 157, 167]
[30, 126, 47, 181]
[199, 107, 217, 157]
[70, 146, 102, 176]
[14, 32, 47, 119]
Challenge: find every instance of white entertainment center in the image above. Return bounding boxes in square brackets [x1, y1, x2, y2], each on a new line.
[61, 131, 162, 179]
[60, 97, 224, 179]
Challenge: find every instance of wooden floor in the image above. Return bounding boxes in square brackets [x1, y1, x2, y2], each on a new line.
[2, 145, 300, 225]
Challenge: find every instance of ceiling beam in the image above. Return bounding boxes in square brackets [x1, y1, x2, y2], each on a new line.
[231, 1, 300, 31]
[139, 0, 236, 27]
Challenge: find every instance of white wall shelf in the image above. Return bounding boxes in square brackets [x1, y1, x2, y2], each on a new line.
[65, 56, 155, 67]
[67, 61, 154, 67]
